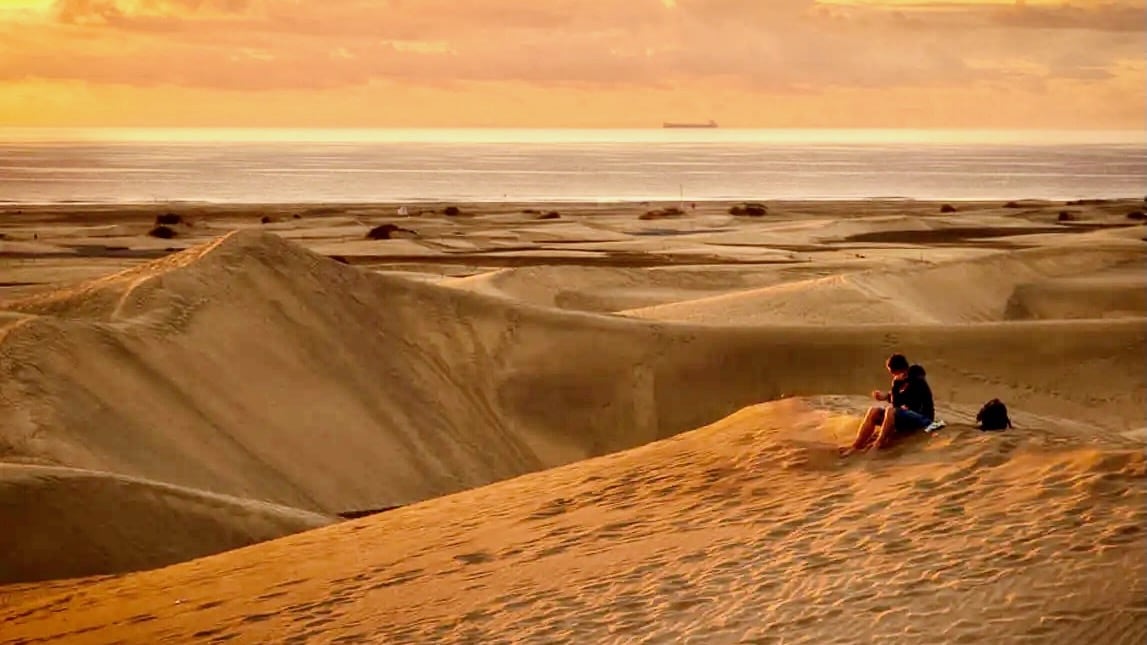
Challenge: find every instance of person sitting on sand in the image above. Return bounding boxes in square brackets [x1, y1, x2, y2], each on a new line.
[842, 354, 936, 455]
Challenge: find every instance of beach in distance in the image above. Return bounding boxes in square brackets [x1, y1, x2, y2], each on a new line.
[1, 196, 1144, 643]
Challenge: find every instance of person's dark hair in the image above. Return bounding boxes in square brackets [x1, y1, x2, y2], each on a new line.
[908, 364, 926, 379]
[886, 354, 910, 372]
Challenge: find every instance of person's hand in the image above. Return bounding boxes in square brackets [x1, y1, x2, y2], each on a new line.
[872, 390, 886, 401]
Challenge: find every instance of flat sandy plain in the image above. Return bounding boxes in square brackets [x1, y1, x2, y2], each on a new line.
[1, 198, 1144, 643]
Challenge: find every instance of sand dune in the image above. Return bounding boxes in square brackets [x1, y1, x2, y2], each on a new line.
[1, 231, 549, 515]
[0, 464, 333, 584]
[624, 236, 1145, 324]
[1, 202, 1144, 638]
[3, 397, 1143, 643]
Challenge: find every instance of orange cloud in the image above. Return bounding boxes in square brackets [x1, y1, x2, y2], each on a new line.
[0, 0, 1142, 127]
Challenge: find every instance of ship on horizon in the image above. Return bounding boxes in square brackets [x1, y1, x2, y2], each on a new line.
[662, 120, 718, 129]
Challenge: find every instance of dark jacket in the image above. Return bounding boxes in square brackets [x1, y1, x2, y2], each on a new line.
[891, 364, 934, 421]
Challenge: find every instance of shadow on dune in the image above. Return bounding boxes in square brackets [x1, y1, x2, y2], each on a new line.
[0, 464, 333, 584]
[842, 223, 1136, 245]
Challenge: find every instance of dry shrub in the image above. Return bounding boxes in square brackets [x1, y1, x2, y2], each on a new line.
[366, 224, 415, 239]
[730, 203, 768, 217]
[640, 208, 686, 221]
[147, 225, 177, 239]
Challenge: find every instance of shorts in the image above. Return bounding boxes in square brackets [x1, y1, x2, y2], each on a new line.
[893, 408, 931, 433]
[872, 408, 931, 434]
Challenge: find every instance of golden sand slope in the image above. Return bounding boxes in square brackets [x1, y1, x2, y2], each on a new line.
[0, 464, 332, 584]
[623, 238, 1146, 324]
[1, 230, 551, 514]
[3, 398, 1142, 643]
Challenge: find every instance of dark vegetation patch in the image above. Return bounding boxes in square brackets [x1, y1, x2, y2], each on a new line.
[639, 206, 685, 220]
[365, 224, 416, 240]
[729, 203, 768, 217]
[147, 225, 177, 239]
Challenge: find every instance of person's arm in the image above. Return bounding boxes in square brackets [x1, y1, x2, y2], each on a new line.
[872, 390, 888, 402]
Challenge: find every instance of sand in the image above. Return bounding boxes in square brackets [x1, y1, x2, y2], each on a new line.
[0, 463, 333, 584]
[0, 198, 1144, 642]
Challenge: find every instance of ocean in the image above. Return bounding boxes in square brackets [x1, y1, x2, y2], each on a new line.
[0, 129, 1142, 204]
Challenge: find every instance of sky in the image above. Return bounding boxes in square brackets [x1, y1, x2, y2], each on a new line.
[0, 0, 1143, 129]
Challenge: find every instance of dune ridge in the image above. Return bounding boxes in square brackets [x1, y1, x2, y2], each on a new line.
[3, 397, 1143, 643]
[623, 237, 1145, 324]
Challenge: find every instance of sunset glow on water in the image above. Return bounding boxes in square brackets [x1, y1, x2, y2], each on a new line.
[0, 129, 1141, 204]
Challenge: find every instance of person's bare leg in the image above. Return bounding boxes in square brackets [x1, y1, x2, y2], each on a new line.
[871, 407, 898, 450]
[842, 407, 881, 455]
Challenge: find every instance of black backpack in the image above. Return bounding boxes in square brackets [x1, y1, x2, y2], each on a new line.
[976, 399, 1012, 431]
